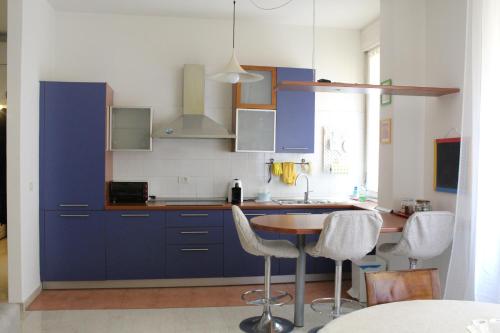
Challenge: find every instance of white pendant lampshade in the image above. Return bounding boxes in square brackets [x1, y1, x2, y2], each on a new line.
[209, 1, 264, 84]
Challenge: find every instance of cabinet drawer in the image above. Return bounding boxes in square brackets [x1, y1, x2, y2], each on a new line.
[166, 244, 223, 278]
[166, 227, 223, 245]
[166, 210, 223, 228]
[107, 211, 164, 223]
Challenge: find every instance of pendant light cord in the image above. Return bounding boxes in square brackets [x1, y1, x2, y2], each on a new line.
[312, 0, 316, 71]
[232, 1, 236, 49]
[249, 0, 294, 10]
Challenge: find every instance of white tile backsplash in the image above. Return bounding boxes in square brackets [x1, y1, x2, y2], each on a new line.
[113, 107, 365, 200]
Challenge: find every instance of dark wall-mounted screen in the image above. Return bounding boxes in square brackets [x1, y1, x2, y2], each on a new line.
[435, 138, 461, 194]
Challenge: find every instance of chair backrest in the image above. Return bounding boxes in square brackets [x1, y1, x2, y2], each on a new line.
[310, 210, 383, 261]
[231, 205, 264, 257]
[399, 211, 454, 259]
[365, 268, 441, 307]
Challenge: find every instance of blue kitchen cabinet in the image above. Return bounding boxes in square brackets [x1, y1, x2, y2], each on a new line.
[105, 212, 165, 280]
[275, 68, 315, 154]
[40, 81, 111, 210]
[166, 210, 224, 278]
[43, 211, 106, 281]
[223, 210, 280, 277]
[166, 244, 223, 278]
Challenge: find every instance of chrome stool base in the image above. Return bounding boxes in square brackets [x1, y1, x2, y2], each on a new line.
[311, 297, 364, 318]
[239, 312, 294, 333]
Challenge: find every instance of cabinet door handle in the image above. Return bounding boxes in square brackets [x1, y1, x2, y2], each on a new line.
[180, 231, 209, 235]
[121, 214, 150, 218]
[59, 204, 89, 207]
[245, 214, 266, 217]
[59, 214, 90, 218]
[282, 147, 309, 150]
[180, 214, 209, 217]
[286, 212, 312, 215]
[181, 248, 209, 252]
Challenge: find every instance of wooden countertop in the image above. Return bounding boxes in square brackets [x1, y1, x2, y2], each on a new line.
[105, 200, 378, 211]
[250, 212, 405, 235]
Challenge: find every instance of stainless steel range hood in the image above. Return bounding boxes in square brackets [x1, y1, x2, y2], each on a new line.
[153, 64, 236, 139]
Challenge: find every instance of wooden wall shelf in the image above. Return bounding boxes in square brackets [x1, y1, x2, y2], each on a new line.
[276, 81, 460, 97]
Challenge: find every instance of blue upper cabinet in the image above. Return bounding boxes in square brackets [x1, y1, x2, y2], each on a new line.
[275, 68, 315, 154]
[40, 82, 112, 210]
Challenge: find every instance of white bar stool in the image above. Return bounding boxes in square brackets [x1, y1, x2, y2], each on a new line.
[232, 206, 299, 333]
[378, 211, 454, 269]
[305, 210, 383, 330]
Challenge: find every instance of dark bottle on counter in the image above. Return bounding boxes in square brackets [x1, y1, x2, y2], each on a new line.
[231, 183, 242, 204]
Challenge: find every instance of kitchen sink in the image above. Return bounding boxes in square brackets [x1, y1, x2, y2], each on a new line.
[274, 199, 333, 205]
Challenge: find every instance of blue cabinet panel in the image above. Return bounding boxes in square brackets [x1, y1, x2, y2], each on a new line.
[166, 210, 223, 228]
[166, 244, 223, 278]
[105, 212, 165, 280]
[275, 68, 315, 154]
[223, 210, 280, 277]
[43, 211, 105, 281]
[40, 81, 109, 210]
[166, 227, 223, 245]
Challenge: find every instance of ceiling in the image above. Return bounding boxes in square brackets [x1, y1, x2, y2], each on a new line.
[47, 0, 379, 29]
[0, 0, 6, 32]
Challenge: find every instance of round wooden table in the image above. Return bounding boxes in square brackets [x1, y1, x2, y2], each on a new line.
[250, 212, 406, 327]
[319, 300, 500, 332]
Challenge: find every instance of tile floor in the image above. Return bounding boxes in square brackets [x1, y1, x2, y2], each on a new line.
[29, 281, 343, 311]
[0, 238, 7, 303]
[22, 305, 331, 333]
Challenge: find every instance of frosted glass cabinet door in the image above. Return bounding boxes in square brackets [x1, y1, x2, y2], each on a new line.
[235, 109, 275, 152]
[234, 66, 276, 110]
[110, 107, 152, 151]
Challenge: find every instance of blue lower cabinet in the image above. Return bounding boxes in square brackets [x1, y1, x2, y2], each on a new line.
[105, 212, 165, 280]
[166, 227, 223, 245]
[166, 210, 223, 228]
[166, 244, 223, 278]
[43, 211, 106, 281]
[223, 210, 280, 277]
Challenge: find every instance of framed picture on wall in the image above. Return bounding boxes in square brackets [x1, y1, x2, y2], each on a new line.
[380, 79, 392, 106]
[380, 119, 392, 144]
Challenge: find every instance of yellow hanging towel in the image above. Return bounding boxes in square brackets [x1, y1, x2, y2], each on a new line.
[281, 162, 297, 185]
[272, 162, 283, 176]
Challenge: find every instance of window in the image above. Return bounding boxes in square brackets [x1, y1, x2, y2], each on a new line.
[365, 47, 380, 196]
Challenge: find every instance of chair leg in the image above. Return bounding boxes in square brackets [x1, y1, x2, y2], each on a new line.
[256, 256, 272, 331]
[333, 260, 343, 317]
[239, 256, 294, 333]
[409, 258, 418, 270]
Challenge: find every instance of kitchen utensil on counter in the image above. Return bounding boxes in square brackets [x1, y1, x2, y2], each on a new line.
[400, 199, 416, 216]
[415, 199, 432, 212]
[231, 183, 242, 204]
[228, 179, 243, 203]
[256, 192, 272, 202]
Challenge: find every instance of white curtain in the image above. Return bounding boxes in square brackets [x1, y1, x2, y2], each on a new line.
[445, 0, 500, 302]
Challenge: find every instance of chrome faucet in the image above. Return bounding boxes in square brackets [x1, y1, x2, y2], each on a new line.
[295, 173, 312, 203]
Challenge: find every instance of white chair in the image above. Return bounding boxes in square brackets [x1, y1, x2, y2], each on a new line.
[378, 211, 454, 269]
[232, 206, 299, 333]
[306, 210, 383, 322]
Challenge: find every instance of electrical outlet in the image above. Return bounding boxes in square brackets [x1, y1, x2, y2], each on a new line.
[178, 176, 189, 184]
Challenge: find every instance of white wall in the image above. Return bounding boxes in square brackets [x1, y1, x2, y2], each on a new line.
[377, 0, 467, 287]
[7, 0, 54, 303]
[423, 0, 467, 286]
[52, 13, 365, 199]
[0, 41, 6, 105]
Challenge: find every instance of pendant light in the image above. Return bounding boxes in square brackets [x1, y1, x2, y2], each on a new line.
[209, 1, 263, 84]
